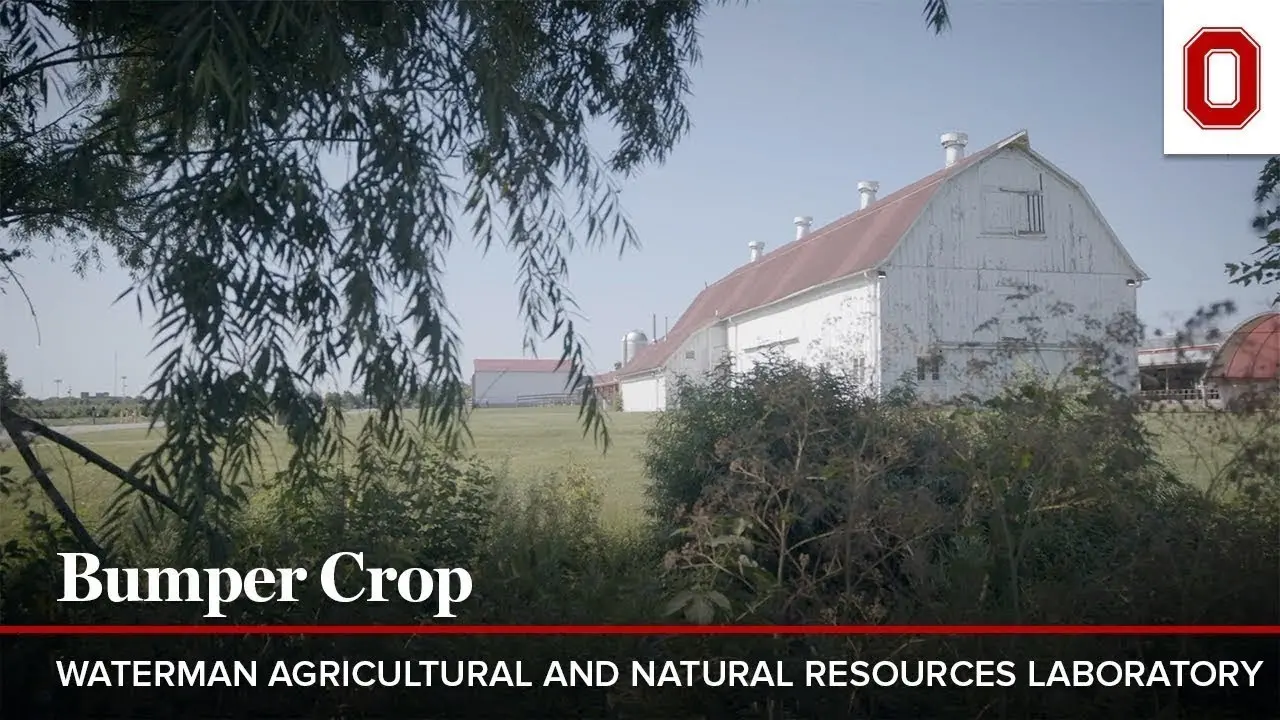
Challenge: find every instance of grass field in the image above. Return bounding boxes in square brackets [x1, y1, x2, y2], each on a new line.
[0, 405, 1269, 541]
[0, 406, 654, 539]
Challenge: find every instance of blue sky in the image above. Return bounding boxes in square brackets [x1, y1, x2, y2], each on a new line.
[1, 0, 1273, 398]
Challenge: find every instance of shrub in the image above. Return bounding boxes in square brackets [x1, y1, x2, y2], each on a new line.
[643, 355, 861, 527]
[649, 355, 1280, 717]
[244, 439, 499, 579]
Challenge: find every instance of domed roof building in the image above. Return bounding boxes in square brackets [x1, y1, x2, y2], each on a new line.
[1204, 311, 1280, 408]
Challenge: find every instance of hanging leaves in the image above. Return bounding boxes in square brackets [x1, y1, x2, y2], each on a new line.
[1, 0, 957, 559]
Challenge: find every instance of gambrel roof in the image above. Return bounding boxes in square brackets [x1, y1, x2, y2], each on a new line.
[618, 131, 1043, 379]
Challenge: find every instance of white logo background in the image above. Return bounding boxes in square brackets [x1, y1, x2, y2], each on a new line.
[1164, 0, 1280, 155]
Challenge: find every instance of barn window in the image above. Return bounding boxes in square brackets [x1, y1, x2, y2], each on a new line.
[850, 357, 867, 385]
[684, 350, 696, 360]
[983, 187, 1046, 236]
[916, 355, 941, 382]
[1019, 191, 1045, 235]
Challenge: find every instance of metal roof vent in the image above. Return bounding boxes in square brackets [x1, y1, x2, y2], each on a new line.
[794, 216, 813, 240]
[941, 131, 968, 167]
[857, 181, 880, 210]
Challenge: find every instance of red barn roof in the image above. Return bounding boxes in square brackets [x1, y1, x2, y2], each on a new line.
[617, 131, 1029, 379]
[472, 358, 569, 374]
[1205, 312, 1280, 381]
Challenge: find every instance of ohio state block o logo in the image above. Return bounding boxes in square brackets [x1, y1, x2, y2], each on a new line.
[1184, 27, 1261, 130]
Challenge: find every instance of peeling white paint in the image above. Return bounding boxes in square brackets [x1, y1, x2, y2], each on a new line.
[881, 146, 1141, 400]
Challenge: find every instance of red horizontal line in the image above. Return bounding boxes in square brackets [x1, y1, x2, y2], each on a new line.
[1, 625, 1279, 637]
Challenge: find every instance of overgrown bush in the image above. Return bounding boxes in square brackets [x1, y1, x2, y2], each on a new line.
[247, 440, 499, 573]
[645, 355, 1280, 717]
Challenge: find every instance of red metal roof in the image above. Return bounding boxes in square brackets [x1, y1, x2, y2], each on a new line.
[473, 358, 568, 374]
[617, 132, 1021, 379]
[1205, 312, 1280, 381]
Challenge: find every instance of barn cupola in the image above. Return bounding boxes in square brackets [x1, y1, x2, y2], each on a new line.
[794, 216, 813, 240]
[857, 181, 880, 209]
[748, 241, 765, 262]
[941, 131, 968, 167]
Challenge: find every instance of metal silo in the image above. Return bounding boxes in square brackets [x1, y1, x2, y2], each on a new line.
[622, 330, 649, 365]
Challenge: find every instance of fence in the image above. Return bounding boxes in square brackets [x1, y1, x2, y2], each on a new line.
[1138, 387, 1220, 402]
[471, 393, 580, 409]
[1138, 386, 1223, 411]
[516, 393, 578, 407]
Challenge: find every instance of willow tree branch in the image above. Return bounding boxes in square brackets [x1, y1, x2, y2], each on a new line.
[2, 407, 213, 534]
[0, 401, 105, 556]
[0, 50, 145, 94]
[0, 96, 92, 153]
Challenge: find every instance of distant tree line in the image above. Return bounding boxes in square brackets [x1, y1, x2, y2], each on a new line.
[321, 391, 370, 411]
[20, 396, 147, 421]
[322, 383, 472, 411]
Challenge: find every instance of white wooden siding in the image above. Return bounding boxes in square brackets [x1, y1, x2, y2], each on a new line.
[728, 277, 880, 390]
[620, 375, 666, 412]
[880, 146, 1140, 399]
[663, 322, 730, 379]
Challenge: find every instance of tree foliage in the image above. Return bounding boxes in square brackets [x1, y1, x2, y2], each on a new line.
[0, 351, 21, 404]
[0, 0, 954, 560]
[1234, 157, 1280, 293]
[0, 1, 148, 272]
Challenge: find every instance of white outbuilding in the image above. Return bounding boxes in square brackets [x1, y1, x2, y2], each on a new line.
[615, 129, 1147, 412]
[471, 358, 573, 408]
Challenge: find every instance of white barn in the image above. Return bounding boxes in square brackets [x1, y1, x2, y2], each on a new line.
[471, 358, 573, 408]
[615, 130, 1147, 412]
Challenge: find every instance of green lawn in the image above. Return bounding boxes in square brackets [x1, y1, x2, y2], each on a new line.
[1140, 408, 1280, 495]
[0, 406, 655, 540]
